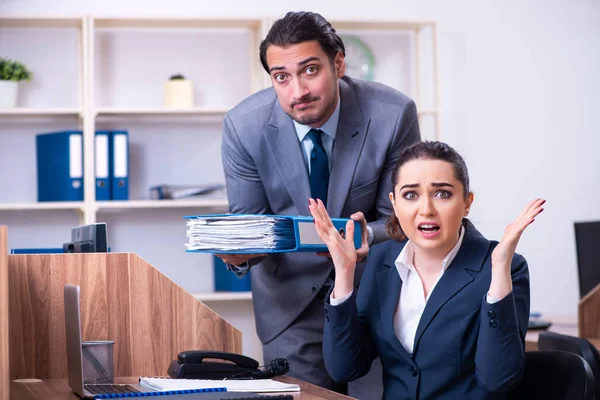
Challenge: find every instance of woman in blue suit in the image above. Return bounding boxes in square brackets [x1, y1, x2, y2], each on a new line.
[308, 141, 545, 399]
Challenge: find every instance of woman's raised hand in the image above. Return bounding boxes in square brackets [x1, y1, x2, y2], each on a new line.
[308, 198, 357, 274]
[492, 198, 546, 268]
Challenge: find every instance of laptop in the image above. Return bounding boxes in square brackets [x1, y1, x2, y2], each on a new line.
[64, 284, 152, 398]
[63, 284, 293, 400]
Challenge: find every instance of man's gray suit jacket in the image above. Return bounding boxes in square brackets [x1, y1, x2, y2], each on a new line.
[221, 76, 420, 344]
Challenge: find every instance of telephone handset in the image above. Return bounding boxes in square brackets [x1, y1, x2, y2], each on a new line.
[168, 350, 261, 379]
[168, 350, 289, 380]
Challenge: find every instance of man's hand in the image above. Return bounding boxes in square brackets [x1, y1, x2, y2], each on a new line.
[315, 211, 369, 262]
[215, 253, 266, 266]
[351, 211, 369, 262]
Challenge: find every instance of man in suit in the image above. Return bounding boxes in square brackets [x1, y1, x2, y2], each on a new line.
[218, 11, 420, 394]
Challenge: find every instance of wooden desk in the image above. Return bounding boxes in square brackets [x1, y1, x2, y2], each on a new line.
[525, 315, 600, 351]
[10, 376, 356, 400]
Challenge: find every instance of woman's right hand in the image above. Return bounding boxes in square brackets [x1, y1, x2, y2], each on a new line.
[308, 198, 357, 276]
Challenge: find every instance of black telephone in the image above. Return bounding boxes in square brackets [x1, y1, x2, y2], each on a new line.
[167, 350, 289, 380]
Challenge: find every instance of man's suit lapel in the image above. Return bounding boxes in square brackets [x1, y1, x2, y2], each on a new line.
[412, 223, 491, 355]
[327, 79, 370, 217]
[376, 241, 414, 365]
[265, 104, 312, 215]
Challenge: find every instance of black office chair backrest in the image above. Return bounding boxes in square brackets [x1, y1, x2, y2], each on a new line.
[506, 351, 595, 400]
[538, 331, 600, 399]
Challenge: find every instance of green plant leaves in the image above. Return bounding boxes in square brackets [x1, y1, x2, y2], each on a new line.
[0, 57, 33, 81]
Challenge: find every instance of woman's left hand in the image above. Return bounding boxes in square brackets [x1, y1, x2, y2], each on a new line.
[492, 198, 546, 268]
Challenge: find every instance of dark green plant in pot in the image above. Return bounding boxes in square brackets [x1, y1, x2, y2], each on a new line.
[0, 57, 33, 81]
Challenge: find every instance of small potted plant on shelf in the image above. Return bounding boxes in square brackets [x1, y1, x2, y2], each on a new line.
[0, 57, 32, 108]
[164, 73, 194, 108]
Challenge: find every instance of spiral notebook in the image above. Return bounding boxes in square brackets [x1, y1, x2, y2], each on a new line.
[94, 392, 292, 399]
[139, 377, 300, 393]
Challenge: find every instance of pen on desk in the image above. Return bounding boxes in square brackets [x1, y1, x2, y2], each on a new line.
[530, 312, 542, 318]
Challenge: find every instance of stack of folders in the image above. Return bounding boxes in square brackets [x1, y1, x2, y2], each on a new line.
[184, 214, 362, 253]
[36, 130, 129, 202]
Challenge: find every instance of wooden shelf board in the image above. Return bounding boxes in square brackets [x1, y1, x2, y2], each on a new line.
[95, 107, 231, 117]
[417, 108, 438, 116]
[96, 199, 229, 210]
[193, 291, 252, 302]
[93, 17, 261, 29]
[0, 108, 82, 117]
[0, 16, 83, 28]
[0, 202, 84, 211]
[330, 20, 435, 31]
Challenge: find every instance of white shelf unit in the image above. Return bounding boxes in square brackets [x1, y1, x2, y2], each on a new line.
[86, 16, 265, 301]
[1, 14, 439, 296]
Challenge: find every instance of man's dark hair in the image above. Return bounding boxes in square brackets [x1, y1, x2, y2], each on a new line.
[259, 11, 345, 73]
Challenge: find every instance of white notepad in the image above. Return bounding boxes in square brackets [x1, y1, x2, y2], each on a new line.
[139, 377, 301, 393]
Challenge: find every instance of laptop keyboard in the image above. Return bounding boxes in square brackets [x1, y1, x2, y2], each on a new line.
[85, 384, 140, 394]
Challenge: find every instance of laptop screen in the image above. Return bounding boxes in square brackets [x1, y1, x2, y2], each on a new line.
[64, 284, 86, 397]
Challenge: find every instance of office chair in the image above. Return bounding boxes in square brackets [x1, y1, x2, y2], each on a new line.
[506, 351, 594, 400]
[539, 331, 600, 400]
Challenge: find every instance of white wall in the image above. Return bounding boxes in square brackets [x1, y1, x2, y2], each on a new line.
[1, 0, 598, 324]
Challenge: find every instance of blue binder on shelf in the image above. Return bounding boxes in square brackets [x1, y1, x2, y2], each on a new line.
[184, 214, 362, 254]
[95, 130, 110, 201]
[36, 131, 84, 202]
[213, 256, 252, 292]
[109, 130, 129, 200]
[10, 248, 64, 254]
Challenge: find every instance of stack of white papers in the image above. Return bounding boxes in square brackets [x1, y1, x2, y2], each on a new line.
[185, 214, 296, 252]
[139, 377, 300, 393]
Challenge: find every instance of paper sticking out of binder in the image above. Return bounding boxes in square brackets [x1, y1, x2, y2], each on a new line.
[184, 214, 362, 253]
[151, 183, 226, 200]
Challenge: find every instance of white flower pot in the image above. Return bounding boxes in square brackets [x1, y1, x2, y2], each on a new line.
[0, 80, 18, 108]
[164, 79, 194, 108]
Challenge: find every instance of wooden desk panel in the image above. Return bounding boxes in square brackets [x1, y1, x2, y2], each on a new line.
[10, 376, 356, 400]
[8, 253, 242, 379]
[0, 226, 8, 400]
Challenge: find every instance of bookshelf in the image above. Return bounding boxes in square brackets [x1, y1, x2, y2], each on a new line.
[1, 13, 438, 363]
[0, 15, 439, 297]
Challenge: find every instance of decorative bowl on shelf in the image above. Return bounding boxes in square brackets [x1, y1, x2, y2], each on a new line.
[339, 35, 375, 81]
[164, 73, 194, 108]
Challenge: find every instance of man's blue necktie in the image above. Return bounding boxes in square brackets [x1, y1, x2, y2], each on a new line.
[307, 128, 329, 206]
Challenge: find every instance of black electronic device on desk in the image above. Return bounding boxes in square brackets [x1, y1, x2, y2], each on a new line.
[168, 351, 289, 380]
[63, 223, 108, 253]
[528, 314, 553, 330]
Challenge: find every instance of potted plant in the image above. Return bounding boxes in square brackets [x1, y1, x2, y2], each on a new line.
[0, 57, 32, 108]
[164, 73, 194, 108]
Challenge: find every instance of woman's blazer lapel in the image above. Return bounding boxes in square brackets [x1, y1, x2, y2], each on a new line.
[412, 221, 492, 356]
[375, 240, 414, 365]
